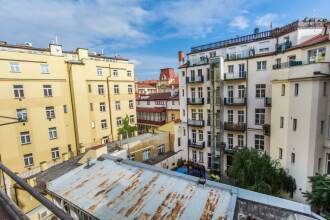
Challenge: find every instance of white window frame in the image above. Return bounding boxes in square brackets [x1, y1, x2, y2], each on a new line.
[116, 117, 122, 126]
[255, 135, 264, 150]
[199, 151, 204, 163]
[157, 144, 165, 155]
[256, 84, 266, 98]
[127, 70, 132, 77]
[129, 100, 134, 109]
[101, 119, 107, 129]
[115, 101, 120, 110]
[129, 115, 134, 124]
[51, 147, 60, 160]
[192, 150, 197, 162]
[96, 67, 103, 76]
[143, 149, 151, 160]
[128, 85, 133, 94]
[255, 108, 265, 125]
[13, 85, 24, 98]
[10, 62, 21, 73]
[48, 127, 57, 140]
[113, 69, 118, 77]
[43, 85, 53, 97]
[46, 106, 55, 119]
[114, 85, 119, 94]
[98, 85, 104, 95]
[23, 154, 33, 167]
[20, 131, 31, 145]
[17, 108, 27, 121]
[40, 64, 49, 74]
[100, 102, 106, 112]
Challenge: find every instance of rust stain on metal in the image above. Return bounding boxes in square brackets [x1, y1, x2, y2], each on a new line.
[124, 174, 160, 217]
[199, 190, 221, 220]
[135, 212, 151, 220]
[217, 217, 227, 220]
[151, 192, 175, 220]
[128, 169, 144, 180]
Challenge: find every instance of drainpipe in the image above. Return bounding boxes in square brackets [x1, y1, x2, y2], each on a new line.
[185, 66, 190, 167]
[245, 60, 249, 148]
[106, 66, 114, 141]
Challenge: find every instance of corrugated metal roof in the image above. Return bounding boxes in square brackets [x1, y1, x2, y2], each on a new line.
[48, 156, 233, 220]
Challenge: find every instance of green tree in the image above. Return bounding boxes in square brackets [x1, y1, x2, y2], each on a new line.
[303, 174, 330, 215]
[117, 115, 137, 139]
[227, 148, 296, 196]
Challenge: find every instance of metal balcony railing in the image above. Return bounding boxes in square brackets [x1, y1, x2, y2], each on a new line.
[188, 139, 205, 149]
[264, 97, 271, 107]
[187, 98, 204, 105]
[273, 60, 303, 70]
[224, 122, 246, 132]
[187, 119, 204, 127]
[276, 41, 292, 53]
[186, 75, 204, 83]
[224, 97, 246, 106]
[224, 71, 246, 80]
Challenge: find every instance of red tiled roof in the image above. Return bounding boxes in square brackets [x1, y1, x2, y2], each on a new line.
[159, 68, 176, 81]
[138, 80, 159, 86]
[137, 107, 166, 113]
[291, 34, 329, 50]
[137, 92, 172, 101]
[137, 83, 156, 89]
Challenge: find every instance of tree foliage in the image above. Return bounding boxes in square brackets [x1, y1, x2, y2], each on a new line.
[117, 115, 137, 139]
[303, 174, 330, 214]
[228, 148, 296, 196]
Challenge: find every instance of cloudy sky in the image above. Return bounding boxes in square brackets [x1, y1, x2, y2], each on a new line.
[0, 0, 329, 79]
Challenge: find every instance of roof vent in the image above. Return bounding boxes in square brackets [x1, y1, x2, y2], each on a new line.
[115, 158, 123, 164]
[25, 42, 32, 47]
[97, 156, 105, 161]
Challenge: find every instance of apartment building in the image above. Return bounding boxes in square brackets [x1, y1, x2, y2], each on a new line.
[0, 41, 136, 180]
[178, 18, 329, 202]
[136, 91, 180, 133]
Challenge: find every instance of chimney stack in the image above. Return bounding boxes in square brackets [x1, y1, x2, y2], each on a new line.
[178, 51, 185, 66]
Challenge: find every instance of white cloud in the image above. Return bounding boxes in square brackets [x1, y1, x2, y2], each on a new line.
[255, 13, 278, 28]
[230, 16, 249, 29]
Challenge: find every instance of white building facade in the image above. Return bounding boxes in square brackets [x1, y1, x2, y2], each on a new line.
[178, 18, 330, 202]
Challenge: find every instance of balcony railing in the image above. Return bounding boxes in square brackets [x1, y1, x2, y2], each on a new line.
[224, 71, 246, 81]
[276, 41, 292, 53]
[187, 98, 204, 105]
[263, 124, 271, 136]
[137, 119, 166, 126]
[224, 122, 246, 132]
[264, 97, 271, 107]
[273, 60, 303, 70]
[226, 49, 255, 61]
[188, 139, 205, 149]
[187, 119, 204, 127]
[224, 98, 246, 106]
[186, 75, 204, 84]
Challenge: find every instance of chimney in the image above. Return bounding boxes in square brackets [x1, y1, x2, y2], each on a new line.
[178, 51, 185, 66]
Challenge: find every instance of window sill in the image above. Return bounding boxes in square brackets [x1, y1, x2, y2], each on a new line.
[21, 143, 31, 145]
[49, 138, 57, 140]
[24, 164, 34, 168]
[10, 71, 21, 73]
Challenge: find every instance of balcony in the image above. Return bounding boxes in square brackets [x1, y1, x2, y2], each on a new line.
[186, 57, 209, 66]
[137, 119, 166, 126]
[186, 75, 204, 84]
[224, 98, 246, 106]
[187, 98, 204, 105]
[188, 139, 205, 149]
[224, 122, 246, 132]
[263, 124, 271, 136]
[273, 60, 303, 70]
[226, 49, 255, 61]
[264, 97, 271, 107]
[187, 119, 204, 127]
[276, 41, 292, 53]
[224, 71, 246, 81]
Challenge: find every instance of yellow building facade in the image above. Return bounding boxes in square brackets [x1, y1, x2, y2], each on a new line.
[0, 42, 136, 213]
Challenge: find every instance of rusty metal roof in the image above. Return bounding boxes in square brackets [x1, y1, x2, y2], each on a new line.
[46, 155, 323, 220]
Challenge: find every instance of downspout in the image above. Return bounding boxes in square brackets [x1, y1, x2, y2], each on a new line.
[185, 66, 190, 165]
[67, 63, 80, 155]
[245, 60, 249, 147]
[106, 65, 114, 141]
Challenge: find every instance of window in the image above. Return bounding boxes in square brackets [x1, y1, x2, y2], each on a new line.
[293, 118, 297, 131]
[323, 82, 327, 96]
[116, 117, 122, 126]
[88, 84, 92, 93]
[294, 83, 299, 96]
[199, 151, 204, 163]
[48, 127, 57, 140]
[10, 62, 21, 72]
[13, 85, 24, 98]
[100, 102, 106, 112]
[279, 148, 283, 159]
[256, 61, 267, 70]
[63, 105, 68, 113]
[228, 65, 234, 73]
[178, 137, 181, 147]
[98, 85, 104, 95]
[198, 130, 203, 141]
[281, 84, 285, 96]
[90, 103, 94, 111]
[17, 108, 27, 121]
[91, 121, 95, 128]
[20, 131, 31, 145]
[157, 144, 165, 155]
[227, 134, 233, 149]
[127, 70, 132, 77]
[40, 64, 49, 74]
[129, 100, 134, 109]
[128, 85, 133, 94]
[327, 154, 330, 175]
[129, 115, 134, 124]
[43, 85, 53, 97]
[198, 87, 203, 98]
[207, 132, 211, 147]
[255, 109, 265, 125]
[207, 68, 210, 81]
[308, 47, 326, 63]
[192, 150, 197, 162]
[280, 117, 284, 128]
[227, 110, 233, 123]
[255, 135, 264, 150]
[51, 147, 60, 160]
[143, 149, 151, 160]
[23, 154, 33, 167]
[321, 120, 324, 134]
[96, 67, 103, 76]
[238, 111, 244, 123]
[182, 71, 185, 77]
[238, 135, 244, 147]
[256, 84, 266, 98]
[113, 69, 118, 77]
[101, 119, 107, 129]
[291, 152, 295, 164]
[182, 89, 184, 97]
[171, 114, 175, 121]
[238, 85, 245, 98]
[45, 106, 55, 119]
[115, 101, 120, 110]
[114, 85, 119, 94]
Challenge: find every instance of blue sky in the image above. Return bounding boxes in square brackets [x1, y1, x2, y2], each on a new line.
[0, 0, 329, 80]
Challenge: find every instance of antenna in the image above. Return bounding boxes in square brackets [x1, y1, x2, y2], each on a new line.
[55, 36, 58, 44]
[270, 22, 273, 30]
